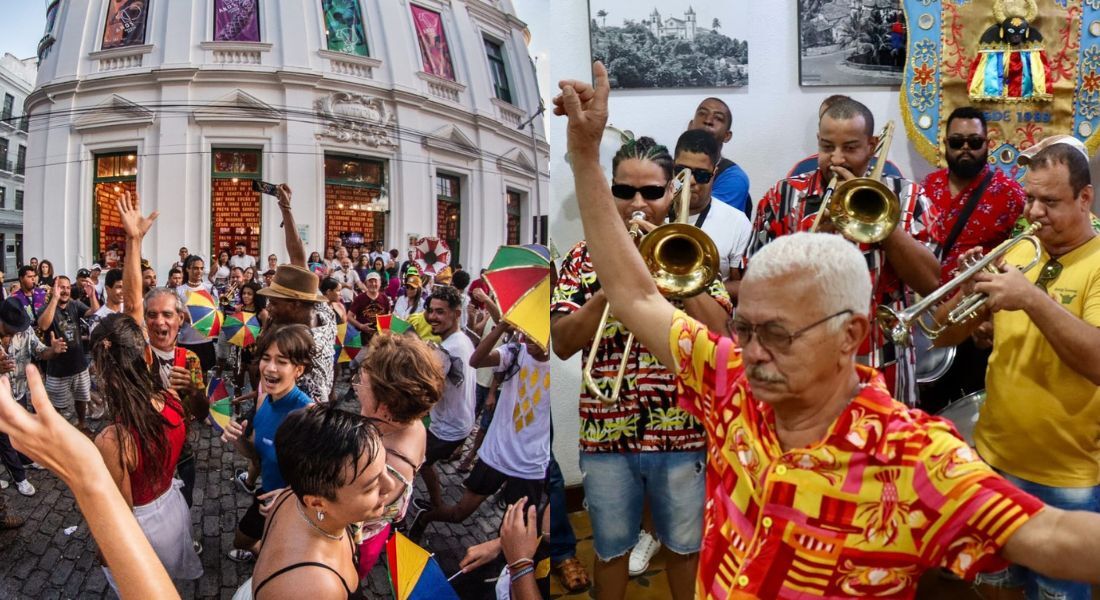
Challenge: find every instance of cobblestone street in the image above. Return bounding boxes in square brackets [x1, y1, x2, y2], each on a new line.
[0, 383, 506, 599]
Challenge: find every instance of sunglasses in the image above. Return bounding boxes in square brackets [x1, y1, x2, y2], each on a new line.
[729, 310, 852, 353]
[946, 135, 987, 151]
[673, 165, 714, 184]
[611, 184, 666, 201]
[1035, 259, 1063, 291]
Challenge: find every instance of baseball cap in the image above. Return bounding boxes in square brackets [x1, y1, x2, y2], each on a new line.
[364, 272, 381, 282]
[76, 268, 91, 278]
[1017, 135, 1090, 166]
[0, 297, 32, 333]
[90, 264, 102, 271]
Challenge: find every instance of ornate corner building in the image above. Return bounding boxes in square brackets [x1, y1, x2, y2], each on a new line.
[24, 0, 548, 276]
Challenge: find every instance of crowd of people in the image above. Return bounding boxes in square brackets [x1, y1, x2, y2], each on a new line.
[546, 61, 1100, 600]
[0, 184, 552, 599]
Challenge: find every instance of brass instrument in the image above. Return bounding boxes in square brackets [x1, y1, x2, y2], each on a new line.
[582, 169, 720, 403]
[810, 121, 902, 244]
[876, 222, 1043, 346]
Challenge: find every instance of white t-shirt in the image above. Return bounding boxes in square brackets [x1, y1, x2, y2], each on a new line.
[393, 294, 425, 319]
[693, 199, 752, 281]
[89, 304, 120, 333]
[428, 330, 476, 442]
[228, 254, 257, 272]
[477, 344, 550, 480]
[176, 282, 217, 345]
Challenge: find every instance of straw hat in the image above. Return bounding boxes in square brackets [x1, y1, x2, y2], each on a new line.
[257, 264, 324, 302]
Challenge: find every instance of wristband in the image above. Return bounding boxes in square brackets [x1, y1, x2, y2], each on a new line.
[510, 566, 534, 583]
[508, 557, 534, 571]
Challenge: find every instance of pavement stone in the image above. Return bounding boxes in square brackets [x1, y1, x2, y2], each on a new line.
[0, 378, 506, 598]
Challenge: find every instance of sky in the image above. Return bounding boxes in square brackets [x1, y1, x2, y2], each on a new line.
[0, 1, 47, 60]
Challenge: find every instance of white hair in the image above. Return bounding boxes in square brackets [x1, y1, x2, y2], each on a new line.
[744, 233, 871, 327]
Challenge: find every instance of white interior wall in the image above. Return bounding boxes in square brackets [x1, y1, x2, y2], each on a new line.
[548, 0, 939, 485]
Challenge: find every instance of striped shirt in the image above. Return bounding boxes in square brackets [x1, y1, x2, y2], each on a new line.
[551, 240, 732, 453]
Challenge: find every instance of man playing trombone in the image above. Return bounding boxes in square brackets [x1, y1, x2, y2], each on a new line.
[550, 136, 730, 600]
[749, 98, 940, 406]
[932, 136, 1100, 599]
[558, 60, 1100, 600]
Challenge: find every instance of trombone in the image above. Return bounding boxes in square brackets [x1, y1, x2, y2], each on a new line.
[876, 222, 1043, 346]
[582, 168, 721, 404]
[810, 121, 902, 244]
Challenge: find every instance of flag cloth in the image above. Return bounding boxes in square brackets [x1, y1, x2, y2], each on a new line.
[483, 244, 551, 352]
[186, 289, 222, 338]
[386, 531, 459, 600]
[377, 313, 412, 335]
[206, 377, 232, 434]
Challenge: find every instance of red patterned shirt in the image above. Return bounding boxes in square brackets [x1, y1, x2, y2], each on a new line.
[668, 311, 1044, 599]
[921, 166, 1027, 283]
[551, 241, 732, 453]
[748, 171, 937, 405]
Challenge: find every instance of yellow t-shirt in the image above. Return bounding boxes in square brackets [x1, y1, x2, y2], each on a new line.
[978, 234, 1100, 487]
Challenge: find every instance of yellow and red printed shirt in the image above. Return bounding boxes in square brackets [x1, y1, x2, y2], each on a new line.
[667, 310, 1044, 599]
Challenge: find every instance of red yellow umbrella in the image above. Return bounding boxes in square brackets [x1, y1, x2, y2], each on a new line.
[413, 237, 451, 277]
[483, 244, 551, 352]
[223, 311, 261, 347]
[334, 323, 364, 363]
[186, 289, 222, 338]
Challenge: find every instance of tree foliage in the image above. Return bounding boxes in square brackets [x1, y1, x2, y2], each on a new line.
[591, 23, 748, 89]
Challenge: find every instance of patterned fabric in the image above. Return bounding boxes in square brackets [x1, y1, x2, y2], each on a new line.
[748, 171, 938, 406]
[299, 302, 336, 403]
[551, 240, 732, 453]
[667, 310, 1045, 599]
[921, 166, 1027, 283]
[2, 330, 47, 400]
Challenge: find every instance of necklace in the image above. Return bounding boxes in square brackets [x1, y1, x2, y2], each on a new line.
[296, 500, 344, 541]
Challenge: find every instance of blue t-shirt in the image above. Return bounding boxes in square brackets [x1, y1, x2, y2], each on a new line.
[711, 160, 751, 215]
[253, 386, 313, 493]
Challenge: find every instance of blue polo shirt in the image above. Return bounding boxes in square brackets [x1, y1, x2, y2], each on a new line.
[253, 385, 313, 493]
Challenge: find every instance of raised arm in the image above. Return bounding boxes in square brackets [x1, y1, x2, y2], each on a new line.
[470, 320, 509, 369]
[116, 192, 158, 325]
[555, 62, 677, 369]
[276, 184, 306, 267]
[36, 279, 62, 331]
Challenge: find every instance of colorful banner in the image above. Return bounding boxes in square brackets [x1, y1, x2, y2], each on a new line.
[411, 5, 455, 80]
[102, 0, 149, 50]
[214, 0, 260, 42]
[322, 0, 369, 56]
[902, 0, 1100, 178]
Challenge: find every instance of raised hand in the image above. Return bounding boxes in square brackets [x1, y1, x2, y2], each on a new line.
[116, 190, 159, 239]
[554, 61, 610, 159]
[276, 184, 292, 210]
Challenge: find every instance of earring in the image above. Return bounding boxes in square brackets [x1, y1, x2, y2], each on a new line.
[317, 511, 325, 521]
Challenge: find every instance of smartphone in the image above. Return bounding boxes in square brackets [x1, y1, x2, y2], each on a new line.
[251, 180, 280, 196]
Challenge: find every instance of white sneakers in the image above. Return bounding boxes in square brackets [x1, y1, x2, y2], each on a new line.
[629, 530, 661, 576]
[15, 480, 34, 496]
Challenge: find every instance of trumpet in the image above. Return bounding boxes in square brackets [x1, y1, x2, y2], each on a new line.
[582, 169, 721, 403]
[810, 121, 902, 244]
[876, 222, 1043, 346]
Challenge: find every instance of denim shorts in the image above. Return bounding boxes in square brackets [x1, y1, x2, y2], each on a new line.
[976, 470, 1100, 600]
[578, 450, 705, 560]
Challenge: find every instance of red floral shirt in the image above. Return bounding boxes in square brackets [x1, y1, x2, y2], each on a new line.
[921, 167, 1027, 283]
[668, 310, 1043, 599]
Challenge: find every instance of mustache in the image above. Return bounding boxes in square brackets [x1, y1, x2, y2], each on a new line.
[747, 364, 786, 384]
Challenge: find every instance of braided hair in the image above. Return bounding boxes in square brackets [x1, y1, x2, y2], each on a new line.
[611, 136, 674, 182]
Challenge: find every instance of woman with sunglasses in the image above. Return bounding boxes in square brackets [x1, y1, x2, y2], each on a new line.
[549, 136, 732, 600]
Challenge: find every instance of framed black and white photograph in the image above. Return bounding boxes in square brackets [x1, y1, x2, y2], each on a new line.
[798, 0, 905, 86]
[589, 0, 748, 90]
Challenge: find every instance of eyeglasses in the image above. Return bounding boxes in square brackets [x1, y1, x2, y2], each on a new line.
[1035, 259, 1063, 291]
[673, 165, 714, 184]
[729, 310, 852, 352]
[946, 135, 987, 151]
[611, 184, 666, 201]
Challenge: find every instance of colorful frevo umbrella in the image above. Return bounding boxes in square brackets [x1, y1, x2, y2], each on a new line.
[376, 313, 412, 335]
[334, 322, 363, 363]
[386, 531, 459, 600]
[223, 311, 261, 347]
[413, 237, 451, 277]
[483, 244, 552, 352]
[186, 289, 222, 338]
[206, 377, 232, 434]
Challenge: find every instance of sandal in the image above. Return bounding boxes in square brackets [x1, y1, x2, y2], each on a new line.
[552, 557, 591, 593]
[0, 514, 25, 530]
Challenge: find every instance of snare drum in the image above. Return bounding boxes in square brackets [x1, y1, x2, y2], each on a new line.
[935, 390, 986, 446]
[914, 328, 956, 384]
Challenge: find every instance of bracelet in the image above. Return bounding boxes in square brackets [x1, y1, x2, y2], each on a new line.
[508, 557, 534, 571]
[510, 565, 535, 583]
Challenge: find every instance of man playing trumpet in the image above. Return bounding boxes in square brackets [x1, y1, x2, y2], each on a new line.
[557, 60, 1100, 600]
[933, 136, 1100, 599]
[749, 98, 940, 405]
[550, 136, 730, 600]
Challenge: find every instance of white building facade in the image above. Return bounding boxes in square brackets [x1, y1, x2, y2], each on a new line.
[25, 0, 548, 278]
[0, 53, 36, 277]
